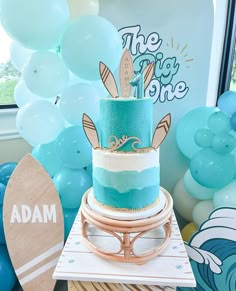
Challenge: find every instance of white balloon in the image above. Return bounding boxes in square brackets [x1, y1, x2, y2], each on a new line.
[10, 41, 34, 72]
[67, 0, 99, 20]
[14, 80, 40, 107]
[172, 178, 199, 221]
[192, 200, 214, 227]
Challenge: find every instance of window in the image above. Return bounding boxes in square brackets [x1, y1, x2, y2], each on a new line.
[0, 25, 19, 109]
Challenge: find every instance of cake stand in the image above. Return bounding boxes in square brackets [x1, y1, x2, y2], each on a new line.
[80, 187, 173, 264]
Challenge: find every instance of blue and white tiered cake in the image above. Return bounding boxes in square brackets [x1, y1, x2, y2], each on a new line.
[82, 50, 171, 220]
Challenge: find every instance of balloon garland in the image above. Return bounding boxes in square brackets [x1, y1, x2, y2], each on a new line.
[0, 1, 123, 288]
[175, 91, 236, 238]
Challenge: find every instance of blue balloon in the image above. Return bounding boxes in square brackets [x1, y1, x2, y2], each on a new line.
[0, 0, 69, 50]
[208, 111, 231, 134]
[194, 128, 214, 148]
[211, 133, 236, 154]
[0, 245, 17, 291]
[190, 148, 235, 189]
[0, 207, 5, 244]
[53, 168, 92, 209]
[63, 208, 78, 240]
[56, 126, 92, 169]
[218, 91, 236, 116]
[23, 51, 69, 98]
[0, 184, 6, 206]
[230, 112, 236, 131]
[61, 16, 123, 80]
[176, 107, 216, 159]
[0, 162, 17, 185]
[183, 169, 215, 200]
[32, 141, 64, 177]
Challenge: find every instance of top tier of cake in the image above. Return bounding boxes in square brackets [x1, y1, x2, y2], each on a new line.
[100, 96, 153, 152]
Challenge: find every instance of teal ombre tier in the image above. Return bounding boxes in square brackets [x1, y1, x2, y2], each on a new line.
[100, 97, 153, 152]
[93, 178, 159, 209]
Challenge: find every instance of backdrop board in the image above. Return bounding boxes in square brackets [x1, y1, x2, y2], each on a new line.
[99, 0, 214, 192]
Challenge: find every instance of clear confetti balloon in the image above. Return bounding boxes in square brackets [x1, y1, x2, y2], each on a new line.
[208, 111, 231, 134]
[23, 51, 69, 98]
[194, 128, 214, 148]
[217, 91, 236, 117]
[190, 148, 235, 188]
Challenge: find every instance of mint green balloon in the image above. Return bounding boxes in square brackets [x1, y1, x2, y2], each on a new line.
[23, 52, 69, 98]
[61, 16, 122, 80]
[0, 0, 69, 50]
[184, 169, 216, 200]
[213, 180, 236, 208]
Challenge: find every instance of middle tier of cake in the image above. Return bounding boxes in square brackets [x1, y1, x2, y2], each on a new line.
[92, 148, 160, 210]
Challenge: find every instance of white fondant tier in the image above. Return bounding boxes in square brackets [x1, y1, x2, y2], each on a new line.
[87, 187, 166, 221]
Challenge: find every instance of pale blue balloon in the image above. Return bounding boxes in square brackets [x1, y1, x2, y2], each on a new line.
[190, 148, 235, 189]
[10, 41, 34, 72]
[59, 83, 100, 125]
[211, 133, 236, 154]
[16, 100, 64, 146]
[23, 51, 69, 98]
[183, 169, 215, 200]
[56, 126, 92, 169]
[53, 168, 92, 209]
[32, 141, 63, 177]
[208, 111, 231, 134]
[0, 0, 69, 50]
[176, 107, 216, 159]
[14, 80, 41, 107]
[63, 208, 78, 240]
[213, 180, 236, 208]
[194, 128, 214, 148]
[218, 91, 236, 117]
[61, 16, 123, 80]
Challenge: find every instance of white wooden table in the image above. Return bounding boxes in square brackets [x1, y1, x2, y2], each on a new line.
[53, 211, 196, 290]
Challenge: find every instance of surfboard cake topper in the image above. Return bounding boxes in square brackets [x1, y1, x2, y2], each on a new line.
[99, 61, 119, 98]
[3, 154, 64, 291]
[119, 49, 134, 97]
[152, 113, 171, 149]
[82, 113, 100, 149]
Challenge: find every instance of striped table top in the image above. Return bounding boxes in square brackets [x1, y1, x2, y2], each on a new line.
[53, 211, 196, 289]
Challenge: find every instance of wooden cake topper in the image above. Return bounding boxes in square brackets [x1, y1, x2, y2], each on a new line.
[143, 62, 155, 89]
[99, 62, 119, 98]
[152, 113, 171, 149]
[82, 113, 100, 149]
[3, 154, 64, 291]
[119, 49, 134, 97]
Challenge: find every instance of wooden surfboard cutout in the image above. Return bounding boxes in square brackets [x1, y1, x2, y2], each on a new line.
[82, 113, 100, 149]
[119, 49, 134, 97]
[143, 62, 155, 89]
[99, 62, 119, 98]
[3, 154, 64, 291]
[152, 113, 171, 149]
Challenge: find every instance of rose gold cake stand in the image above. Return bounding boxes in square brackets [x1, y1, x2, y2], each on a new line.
[80, 187, 173, 264]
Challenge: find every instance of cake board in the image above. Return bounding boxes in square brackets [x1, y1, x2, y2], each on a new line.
[53, 188, 196, 290]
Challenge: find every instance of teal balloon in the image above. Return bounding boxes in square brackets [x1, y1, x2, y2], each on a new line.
[53, 168, 92, 209]
[0, 0, 69, 50]
[23, 51, 69, 98]
[85, 164, 93, 179]
[230, 112, 236, 131]
[0, 245, 17, 291]
[217, 90, 236, 116]
[61, 16, 123, 80]
[32, 141, 63, 177]
[190, 148, 235, 188]
[0, 162, 17, 185]
[194, 128, 214, 148]
[208, 111, 231, 134]
[63, 208, 79, 240]
[183, 169, 215, 200]
[0, 184, 6, 206]
[211, 133, 236, 154]
[59, 83, 100, 125]
[176, 107, 216, 159]
[0, 207, 5, 244]
[56, 126, 92, 169]
[213, 180, 236, 208]
[16, 100, 64, 146]
[14, 80, 41, 107]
